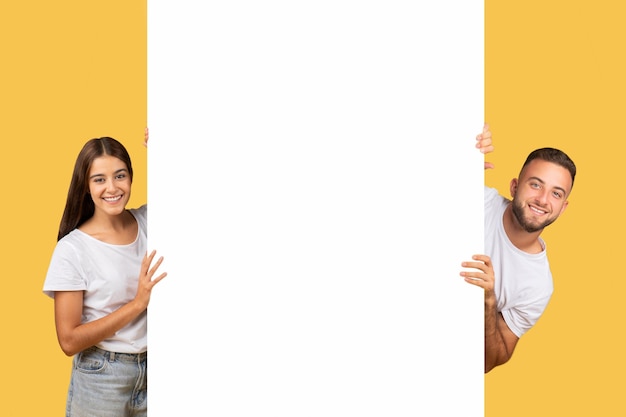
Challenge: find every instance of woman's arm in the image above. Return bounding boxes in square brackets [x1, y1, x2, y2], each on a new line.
[54, 250, 166, 356]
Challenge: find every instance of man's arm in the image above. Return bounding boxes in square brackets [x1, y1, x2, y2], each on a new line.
[461, 254, 519, 373]
[484, 282, 519, 372]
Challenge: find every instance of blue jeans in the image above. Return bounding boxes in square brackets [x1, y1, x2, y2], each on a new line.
[66, 346, 148, 417]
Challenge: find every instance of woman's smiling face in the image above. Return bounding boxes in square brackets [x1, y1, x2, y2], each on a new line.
[87, 155, 132, 218]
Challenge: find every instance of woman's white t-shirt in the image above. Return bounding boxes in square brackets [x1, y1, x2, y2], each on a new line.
[43, 205, 148, 353]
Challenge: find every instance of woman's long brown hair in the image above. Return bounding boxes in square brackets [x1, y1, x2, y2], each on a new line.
[57, 137, 133, 241]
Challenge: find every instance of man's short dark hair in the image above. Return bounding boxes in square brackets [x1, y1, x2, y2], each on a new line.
[522, 148, 576, 188]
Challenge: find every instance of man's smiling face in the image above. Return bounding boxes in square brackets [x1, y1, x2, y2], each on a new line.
[509, 159, 572, 233]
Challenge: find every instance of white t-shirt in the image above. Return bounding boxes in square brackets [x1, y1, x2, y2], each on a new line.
[484, 187, 553, 338]
[43, 205, 148, 353]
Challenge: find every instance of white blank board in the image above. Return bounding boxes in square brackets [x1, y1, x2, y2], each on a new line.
[148, 1, 484, 415]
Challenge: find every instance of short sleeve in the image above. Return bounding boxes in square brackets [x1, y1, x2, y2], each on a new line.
[501, 291, 552, 338]
[42, 239, 87, 298]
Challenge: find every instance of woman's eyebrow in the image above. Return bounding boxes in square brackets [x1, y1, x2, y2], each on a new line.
[89, 168, 128, 179]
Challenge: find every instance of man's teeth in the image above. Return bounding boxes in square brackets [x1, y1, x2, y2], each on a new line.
[529, 205, 546, 214]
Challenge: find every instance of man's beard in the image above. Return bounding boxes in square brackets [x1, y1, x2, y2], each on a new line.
[511, 197, 557, 233]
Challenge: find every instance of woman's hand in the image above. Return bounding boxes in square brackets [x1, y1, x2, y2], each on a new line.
[134, 250, 167, 309]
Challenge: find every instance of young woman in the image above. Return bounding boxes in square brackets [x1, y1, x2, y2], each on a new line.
[43, 135, 166, 417]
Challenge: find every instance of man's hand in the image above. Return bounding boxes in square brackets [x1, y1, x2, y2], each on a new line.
[476, 124, 494, 170]
[461, 254, 519, 372]
[461, 254, 495, 291]
[460, 254, 497, 307]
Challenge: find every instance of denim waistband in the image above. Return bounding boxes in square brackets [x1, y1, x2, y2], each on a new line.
[86, 345, 147, 363]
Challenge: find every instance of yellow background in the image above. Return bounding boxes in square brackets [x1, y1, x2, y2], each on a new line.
[0, 2, 147, 415]
[1, 1, 623, 415]
[485, 1, 626, 416]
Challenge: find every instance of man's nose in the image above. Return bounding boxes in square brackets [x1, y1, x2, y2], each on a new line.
[536, 189, 549, 205]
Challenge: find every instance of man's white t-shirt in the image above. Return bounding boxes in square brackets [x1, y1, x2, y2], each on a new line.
[43, 205, 148, 353]
[484, 187, 553, 338]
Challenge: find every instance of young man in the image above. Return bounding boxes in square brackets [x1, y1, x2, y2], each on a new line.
[461, 125, 576, 373]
